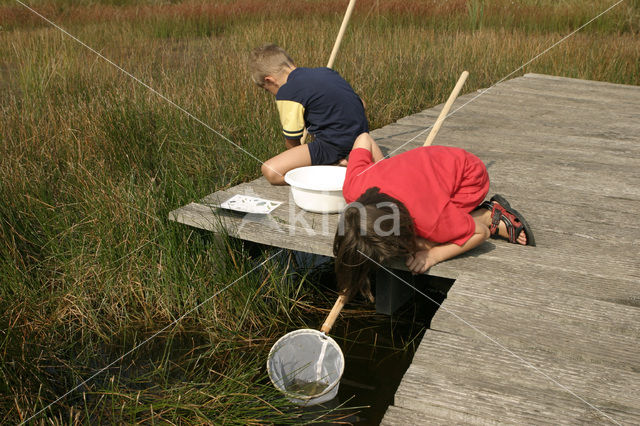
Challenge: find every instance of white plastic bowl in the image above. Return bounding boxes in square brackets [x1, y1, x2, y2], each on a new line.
[284, 166, 346, 213]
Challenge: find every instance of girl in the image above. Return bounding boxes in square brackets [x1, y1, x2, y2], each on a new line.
[334, 133, 534, 301]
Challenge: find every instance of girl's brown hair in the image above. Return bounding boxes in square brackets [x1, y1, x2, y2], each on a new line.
[333, 187, 417, 302]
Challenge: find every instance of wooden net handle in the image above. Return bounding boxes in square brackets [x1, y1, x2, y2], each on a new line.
[424, 71, 469, 146]
[320, 294, 348, 334]
[301, 0, 357, 144]
[327, 0, 357, 69]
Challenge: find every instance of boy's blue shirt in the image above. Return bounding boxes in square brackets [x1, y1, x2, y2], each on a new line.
[275, 67, 369, 150]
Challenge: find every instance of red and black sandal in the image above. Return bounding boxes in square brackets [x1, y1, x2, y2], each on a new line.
[480, 194, 536, 246]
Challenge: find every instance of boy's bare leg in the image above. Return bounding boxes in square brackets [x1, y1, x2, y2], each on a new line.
[261, 144, 312, 185]
[471, 208, 527, 245]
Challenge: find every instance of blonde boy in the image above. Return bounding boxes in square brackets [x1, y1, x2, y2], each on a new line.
[249, 44, 382, 185]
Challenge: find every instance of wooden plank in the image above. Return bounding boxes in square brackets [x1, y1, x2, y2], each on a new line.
[373, 114, 640, 225]
[502, 75, 640, 100]
[442, 273, 640, 337]
[392, 94, 640, 152]
[428, 255, 640, 303]
[382, 122, 640, 158]
[367, 137, 640, 201]
[381, 404, 485, 425]
[519, 73, 640, 100]
[411, 331, 640, 403]
[393, 371, 623, 425]
[429, 299, 639, 368]
[399, 95, 640, 129]
[169, 202, 336, 256]
[402, 106, 640, 144]
[438, 234, 639, 282]
[468, 88, 640, 117]
[169, 176, 345, 256]
[405, 106, 640, 142]
[488, 164, 640, 200]
[485, 85, 640, 111]
[524, 73, 640, 93]
[393, 332, 640, 424]
[492, 197, 640, 243]
[386, 227, 639, 289]
[413, 80, 640, 114]
[369, 123, 430, 146]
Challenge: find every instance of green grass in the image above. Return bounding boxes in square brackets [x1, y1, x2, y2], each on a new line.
[1, 0, 639, 423]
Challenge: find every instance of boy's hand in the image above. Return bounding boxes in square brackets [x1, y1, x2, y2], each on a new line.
[406, 249, 436, 274]
[336, 158, 348, 167]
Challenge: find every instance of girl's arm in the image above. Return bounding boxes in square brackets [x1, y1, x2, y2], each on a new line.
[415, 236, 438, 251]
[406, 220, 489, 274]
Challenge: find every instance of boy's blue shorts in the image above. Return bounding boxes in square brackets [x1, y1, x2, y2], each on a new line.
[308, 139, 350, 165]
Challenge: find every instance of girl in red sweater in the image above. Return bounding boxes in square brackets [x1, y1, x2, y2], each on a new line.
[334, 133, 534, 301]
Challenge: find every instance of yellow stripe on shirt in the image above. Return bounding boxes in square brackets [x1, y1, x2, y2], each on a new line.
[276, 100, 305, 139]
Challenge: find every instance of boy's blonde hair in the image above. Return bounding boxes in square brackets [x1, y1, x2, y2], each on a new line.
[248, 44, 295, 87]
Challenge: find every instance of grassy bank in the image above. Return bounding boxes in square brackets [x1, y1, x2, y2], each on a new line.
[1, 0, 639, 423]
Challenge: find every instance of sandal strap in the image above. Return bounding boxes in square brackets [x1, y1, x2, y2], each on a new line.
[483, 194, 535, 246]
[478, 200, 502, 234]
[492, 203, 526, 244]
[478, 200, 493, 211]
[503, 214, 525, 244]
[489, 206, 502, 235]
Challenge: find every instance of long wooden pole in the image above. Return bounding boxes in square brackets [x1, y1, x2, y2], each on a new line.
[302, 0, 356, 144]
[424, 71, 469, 146]
[327, 0, 357, 68]
[315, 2, 357, 325]
[320, 294, 347, 334]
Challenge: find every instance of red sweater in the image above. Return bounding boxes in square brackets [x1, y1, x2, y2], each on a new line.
[343, 146, 489, 246]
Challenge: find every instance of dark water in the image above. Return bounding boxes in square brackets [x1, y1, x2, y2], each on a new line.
[295, 264, 453, 425]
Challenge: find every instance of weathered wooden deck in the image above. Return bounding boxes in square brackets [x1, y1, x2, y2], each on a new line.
[169, 73, 640, 424]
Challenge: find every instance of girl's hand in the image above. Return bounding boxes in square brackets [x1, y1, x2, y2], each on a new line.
[406, 249, 435, 274]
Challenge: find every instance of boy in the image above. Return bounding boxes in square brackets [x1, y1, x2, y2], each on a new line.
[248, 44, 383, 185]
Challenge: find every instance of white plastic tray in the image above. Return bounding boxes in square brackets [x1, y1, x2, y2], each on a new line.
[218, 194, 281, 215]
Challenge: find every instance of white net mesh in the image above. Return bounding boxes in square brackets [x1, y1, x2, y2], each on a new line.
[267, 329, 344, 405]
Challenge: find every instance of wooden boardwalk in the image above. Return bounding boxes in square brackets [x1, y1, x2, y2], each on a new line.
[169, 73, 640, 424]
